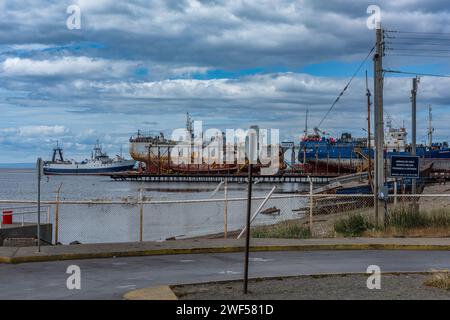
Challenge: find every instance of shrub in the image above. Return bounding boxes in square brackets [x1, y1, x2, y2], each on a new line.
[334, 214, 373, 237]
[423, 270, 450, 290]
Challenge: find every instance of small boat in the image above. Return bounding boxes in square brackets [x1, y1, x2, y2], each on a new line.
[260, 206, 281, 215]
[43, 142, 135, 175]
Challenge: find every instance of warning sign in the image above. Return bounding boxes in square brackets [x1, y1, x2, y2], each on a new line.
[390, 155, 420, 178]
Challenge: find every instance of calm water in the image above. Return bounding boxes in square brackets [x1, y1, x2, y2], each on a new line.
[0, 169, 310, 243]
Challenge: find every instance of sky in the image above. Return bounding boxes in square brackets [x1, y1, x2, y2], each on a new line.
[1, 0, 450, 163]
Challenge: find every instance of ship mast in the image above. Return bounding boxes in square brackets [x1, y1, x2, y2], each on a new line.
[304, 108, 309, 138]
[428, 104, 434, 147]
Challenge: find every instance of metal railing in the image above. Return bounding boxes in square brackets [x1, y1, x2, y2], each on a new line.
[0, 206, 50, 229]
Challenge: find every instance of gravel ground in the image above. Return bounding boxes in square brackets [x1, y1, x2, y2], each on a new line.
[173, 273, 450, 300]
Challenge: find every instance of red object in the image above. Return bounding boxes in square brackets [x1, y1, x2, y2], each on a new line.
[2, 210, 13, 224]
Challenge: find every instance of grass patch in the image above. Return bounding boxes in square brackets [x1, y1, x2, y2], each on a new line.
[252, 220, 311, 239]
[423, 270, 450, 290]
[387, 206, 450, 230]
[334, 206, 450, 238]
[334, 214, 374, 237]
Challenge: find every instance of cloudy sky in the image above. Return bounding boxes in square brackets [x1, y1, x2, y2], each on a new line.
[1, 0, 450, 163]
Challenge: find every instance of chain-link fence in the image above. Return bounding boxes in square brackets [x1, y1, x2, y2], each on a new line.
[1, 191, 449, 245]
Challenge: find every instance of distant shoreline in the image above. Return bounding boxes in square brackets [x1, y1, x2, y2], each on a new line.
[0, 163, 35, 169]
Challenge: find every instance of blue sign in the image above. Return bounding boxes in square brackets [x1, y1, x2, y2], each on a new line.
[390, 155, 419, 178]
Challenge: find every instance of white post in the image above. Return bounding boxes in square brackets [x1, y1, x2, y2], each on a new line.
[237, 186, 277, 239]
[224, 179, 228, 239]
[139, 183, 144, 242]
[46, 207, 50, 224]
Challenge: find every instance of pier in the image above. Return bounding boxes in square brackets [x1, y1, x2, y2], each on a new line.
[109, 173, 337, 184]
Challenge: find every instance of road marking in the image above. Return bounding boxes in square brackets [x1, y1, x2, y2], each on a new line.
[179, 259, 195, 263]
[116, 284, 137, 289]
[219, 270, 241, 275]
[250, 257, 274, 262]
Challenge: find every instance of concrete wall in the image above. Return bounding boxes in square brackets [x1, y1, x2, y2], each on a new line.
[0, 224, 52, 246]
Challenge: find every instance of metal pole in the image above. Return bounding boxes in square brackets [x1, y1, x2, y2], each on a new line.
[373, 25, 385, 225]
[411, 77, 418, 195]
[308, 176, 314, 235]
[224, 179, 228, 239]
[243, 162, 252, 294]
[394, 179, 398, 206]
[139, 183, 143, 242]
[243, 129, 257, 294]
[37, 158, 42, 252]
[54, 183, 62, 244]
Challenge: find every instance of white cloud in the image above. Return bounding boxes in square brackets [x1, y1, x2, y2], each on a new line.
[1, 125, 70, 137]
[0, 57, 133, 77]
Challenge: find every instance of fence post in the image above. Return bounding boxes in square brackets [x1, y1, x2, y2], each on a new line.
[54, 183, 62, 244]
[139, 184, 144, 242]
[224, 179, 228, 239]
[308, 176, 314, 235]
[393, 179, 398, 206]
[46, 207, 50, 224]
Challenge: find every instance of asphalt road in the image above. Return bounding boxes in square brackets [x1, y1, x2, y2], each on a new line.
[0, 250, 449, 299]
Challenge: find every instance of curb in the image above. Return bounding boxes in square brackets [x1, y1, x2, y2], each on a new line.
[1, 243, 449, 264]
[123, 285, 178, 300]
[125, 271, 445, 300]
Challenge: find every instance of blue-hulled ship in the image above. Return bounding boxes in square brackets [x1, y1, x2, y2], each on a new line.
[298, 122, 450, 173]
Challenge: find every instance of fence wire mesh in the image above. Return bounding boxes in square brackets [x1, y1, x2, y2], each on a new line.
[1, 192, 449, 245]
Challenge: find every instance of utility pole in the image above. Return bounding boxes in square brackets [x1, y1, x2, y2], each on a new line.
[411, 77, 419, 195]
[428, 104, 433, 147]
[373, 24, 385, 225]
[366, 70, 372, 187]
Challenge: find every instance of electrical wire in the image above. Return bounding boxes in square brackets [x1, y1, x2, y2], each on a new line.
[385, 29, 450, 36]
[383, 69, 450, 78]
[385, 53, 450, 58]
[316, 45, 375, 129]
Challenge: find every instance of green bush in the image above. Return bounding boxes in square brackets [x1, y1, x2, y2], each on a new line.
[334, 214, 374, 237]
[253, 221, 311, 239]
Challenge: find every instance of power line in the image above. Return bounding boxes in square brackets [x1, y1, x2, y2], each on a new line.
[386, 41, 450, 47]
[385, 29, 450, 36]
[385, 53, 450, 58]
[383, 69, 450, 78]
[387, 48, 450, 52]
[316, 46, 375, 129]
[385, 36, 450, 41]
